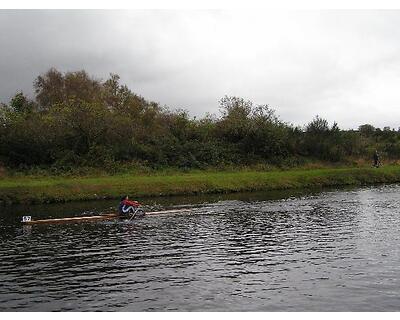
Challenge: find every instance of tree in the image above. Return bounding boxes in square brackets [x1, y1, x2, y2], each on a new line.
[358, 124, 375, 136]
[219, 95, 252, 119]
[34, 68, 102, 109]
[9, 92, 35, 113]
[306, 115, 329, 134]
[217, 96, 252, 145]
[304, 116, 345, 161]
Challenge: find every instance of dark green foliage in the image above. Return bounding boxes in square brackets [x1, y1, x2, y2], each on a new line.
[302, 117, 346, 161]
[10, 92, 36, 113]
[359, 124, 375, 137]
[0, 68, 398, 171]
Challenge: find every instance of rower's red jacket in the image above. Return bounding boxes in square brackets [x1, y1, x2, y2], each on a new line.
[122, 199, 140, 207]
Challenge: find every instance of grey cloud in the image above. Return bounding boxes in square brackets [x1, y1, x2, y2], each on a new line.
[1, 10, 400, 129]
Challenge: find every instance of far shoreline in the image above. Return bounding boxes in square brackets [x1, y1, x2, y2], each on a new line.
[1, 165, 400, 205]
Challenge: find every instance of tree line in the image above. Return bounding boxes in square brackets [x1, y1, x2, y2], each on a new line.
[1, 68, 399, 172]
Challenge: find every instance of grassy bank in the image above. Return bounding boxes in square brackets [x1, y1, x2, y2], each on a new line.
[1, 166, 400, 205]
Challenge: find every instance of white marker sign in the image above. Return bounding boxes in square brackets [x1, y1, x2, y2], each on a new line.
[22, 216, 32, 222]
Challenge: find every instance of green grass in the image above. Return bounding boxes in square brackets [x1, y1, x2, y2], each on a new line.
[1, 166, 400, 204]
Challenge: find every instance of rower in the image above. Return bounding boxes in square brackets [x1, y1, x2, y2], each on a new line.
[118, 195, 140, 216]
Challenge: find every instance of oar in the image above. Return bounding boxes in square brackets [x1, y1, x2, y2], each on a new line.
[127, 211, 137, 222]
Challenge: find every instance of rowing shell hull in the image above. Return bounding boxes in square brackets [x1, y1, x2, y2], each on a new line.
[22, 209, 191, 225]
[23, 214, 120, 225]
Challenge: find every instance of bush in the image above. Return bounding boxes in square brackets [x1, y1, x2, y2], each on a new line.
[0, 68, 398, 172]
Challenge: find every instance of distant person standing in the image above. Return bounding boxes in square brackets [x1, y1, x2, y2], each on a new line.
[373, 150, 381, 167]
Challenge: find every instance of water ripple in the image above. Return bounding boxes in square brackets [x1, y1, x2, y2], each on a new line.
[2, 185, 400, 310]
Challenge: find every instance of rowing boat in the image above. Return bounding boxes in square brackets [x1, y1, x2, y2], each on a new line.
[21, 208, 191, 225]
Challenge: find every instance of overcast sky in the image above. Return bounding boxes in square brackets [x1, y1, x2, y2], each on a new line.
[1, 10, 400, 129]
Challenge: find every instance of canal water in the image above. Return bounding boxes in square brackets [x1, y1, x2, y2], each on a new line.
[1, 185, 400, 311]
